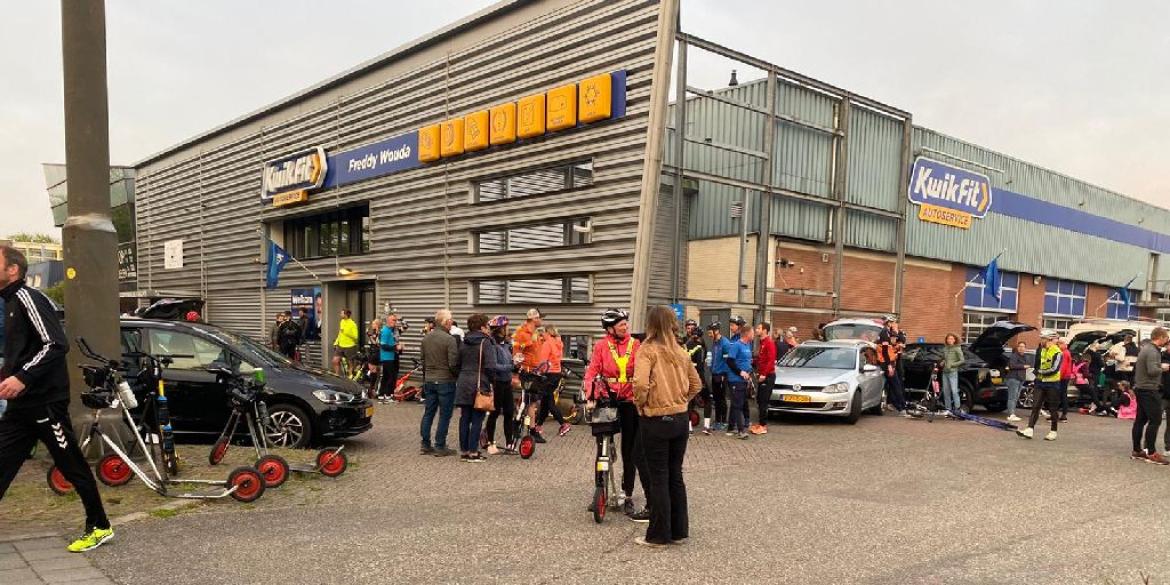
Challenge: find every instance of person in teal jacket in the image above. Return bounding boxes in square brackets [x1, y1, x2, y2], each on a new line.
[377, 314, 401, 402]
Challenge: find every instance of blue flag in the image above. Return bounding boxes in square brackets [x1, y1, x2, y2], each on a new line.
[1116, 276, 1138, 316]
[265, 240, 290, 290]
[982, 257, 1001, 301]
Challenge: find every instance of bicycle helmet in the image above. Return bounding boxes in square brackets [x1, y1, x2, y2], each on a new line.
[729, 315, 747, 327]
[706, 321, 722, 332]
[600, 308, 629, 329]
[884, 314, 898, 323]
[488, 315, 509, 329]
[684, 319, 698, 328]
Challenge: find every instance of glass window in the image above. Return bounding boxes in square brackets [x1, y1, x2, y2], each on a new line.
[1106, 290, 1139, 320]
[963, 311, 1006, 344]
[471, 275, 592, 305]
[474, 160, 594, 203]
[120, 328, 142, 354]
[963, 267, 1020, 312]
[1041, 317, 1075, 338]
[281, 205, 369, 260]
[472, 219, 590, 254]
[1043, 278, 1086, 319]
[778, 347, 858, 370]
[565, 335, 591, 360]
[145, 330, 231, 371]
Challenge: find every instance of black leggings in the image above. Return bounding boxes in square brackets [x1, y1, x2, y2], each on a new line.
[617, 401, 650, 500]
[535, 373, 565, 427]
[0, 401, 110, 531]
[757, 374, 774, 425]
[377, 358, 400, 398]
[711, 374, 728, 424]
[483, 380, 516, 447]
[1132, 389, 1163, 454]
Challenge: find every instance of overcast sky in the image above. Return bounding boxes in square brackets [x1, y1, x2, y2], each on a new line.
[2, 0, 1167, 239]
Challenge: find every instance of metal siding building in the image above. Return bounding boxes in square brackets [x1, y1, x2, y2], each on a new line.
[131, 0, 670, 358]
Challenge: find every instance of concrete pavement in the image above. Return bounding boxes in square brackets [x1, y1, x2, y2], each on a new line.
[59, 404, 1170, 584]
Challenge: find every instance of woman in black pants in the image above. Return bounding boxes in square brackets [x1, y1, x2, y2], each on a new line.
[631, 306, 702, 547]
[482, 316, 517, 455]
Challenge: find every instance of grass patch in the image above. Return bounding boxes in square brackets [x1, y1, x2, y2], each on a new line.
[148, 507, 181, 519]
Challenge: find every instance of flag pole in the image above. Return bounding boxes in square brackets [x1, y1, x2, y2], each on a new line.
[290, 255, 321, 282]
[953, 248, 1007, 301]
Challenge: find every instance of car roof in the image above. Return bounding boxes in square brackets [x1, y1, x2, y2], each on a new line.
[799, 340, 869, 350]
[825, 318, 883, 326]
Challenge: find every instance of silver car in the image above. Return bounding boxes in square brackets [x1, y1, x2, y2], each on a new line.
[769, 340, 886, 424]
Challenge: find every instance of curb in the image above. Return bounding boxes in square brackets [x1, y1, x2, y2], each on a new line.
[0, 531, 61, 543]
[109, 498, 203, 525]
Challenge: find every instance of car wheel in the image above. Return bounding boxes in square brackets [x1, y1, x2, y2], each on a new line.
[845, 391, 862, 425]
[265, 403, 312, 449]
[1018, 385, 1035, 409]
[958, 382, 975, 414]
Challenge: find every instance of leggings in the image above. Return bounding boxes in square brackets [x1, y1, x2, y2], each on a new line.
[711, 374, 728, 424]
[617, 401, 650, 500]
[1132, 389, 1163, 454]
[483, 380, 516, 447]
[378, 358, 400, 398]
[0, 401, 110, 531]
[535, 373, 565, 427]
[1027, 382, 1061, 432]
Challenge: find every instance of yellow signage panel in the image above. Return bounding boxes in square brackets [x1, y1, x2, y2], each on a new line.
[918, 203, 973, 229]
[272, 190, 309, 208]
[578, 73, 612, 123]
[517, 93, 546, 139]
[418, 124, 441, 162]
[440, 118, 465, 157]
[464, 110, 489, 152]
[546, 83, 577, 132]
[490, 102, 517, 146]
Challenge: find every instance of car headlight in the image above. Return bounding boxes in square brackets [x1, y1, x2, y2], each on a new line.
[313, 389, 356, 404]
[823, 382, 850, 393]
[990, 369, 1001, 377]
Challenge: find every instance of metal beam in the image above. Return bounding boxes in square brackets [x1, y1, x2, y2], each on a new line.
[830, 98, 851, 317]
[670, 37, 687, 303]
[683, 84, 841, 136]
[893, 116, 913, 315]
[754, 70, 777, 324]
[680, 135, 767, 159]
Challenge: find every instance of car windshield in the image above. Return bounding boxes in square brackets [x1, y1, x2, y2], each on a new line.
[197, 326, 291, 368]
[823, 323, 883, 342]
[778, 347, 857, 370]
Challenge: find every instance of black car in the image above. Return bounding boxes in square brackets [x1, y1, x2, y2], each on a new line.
[900, 321, 1035, 412]
[119, 318, 373, 448]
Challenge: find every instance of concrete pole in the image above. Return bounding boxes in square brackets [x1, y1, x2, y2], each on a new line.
[61, 0, 120, 419]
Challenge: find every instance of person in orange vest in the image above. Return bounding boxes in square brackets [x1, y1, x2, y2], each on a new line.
[512, 308, 546, 441]
[534, 324, 572, 440]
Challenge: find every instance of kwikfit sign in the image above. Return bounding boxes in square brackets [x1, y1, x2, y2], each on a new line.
[908, 156, 993, 229]
[261, 147, 327, 201]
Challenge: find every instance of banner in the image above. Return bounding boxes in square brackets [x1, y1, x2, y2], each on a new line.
[291, 287, 322, 341]
[908, 156, 993, 229]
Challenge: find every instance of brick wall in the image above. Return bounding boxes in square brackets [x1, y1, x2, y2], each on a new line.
[686, 236, 759, 304]
[899, 261, 963, 343]
[1015, 274, 1045, 347]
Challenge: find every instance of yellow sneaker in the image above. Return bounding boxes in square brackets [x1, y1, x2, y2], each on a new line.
[67, 526, 114, 553]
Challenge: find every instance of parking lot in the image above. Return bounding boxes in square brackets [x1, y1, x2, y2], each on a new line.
[11, 402, 1170, 585]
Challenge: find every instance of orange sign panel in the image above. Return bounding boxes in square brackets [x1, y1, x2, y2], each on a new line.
[578, 73, 612, 123]
[464, 110, 490, 152]
[517, 94, 546, 139]
[418, 124, 441, 162]
[490, 102, 517, 146]
[546, 83, 577, 131]
[440, 119, 465, 157]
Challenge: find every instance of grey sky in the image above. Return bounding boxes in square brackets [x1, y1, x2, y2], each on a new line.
[2, 0, 1167, 239]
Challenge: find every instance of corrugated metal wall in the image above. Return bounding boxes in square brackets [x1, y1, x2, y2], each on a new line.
[134, 0, 664, 352]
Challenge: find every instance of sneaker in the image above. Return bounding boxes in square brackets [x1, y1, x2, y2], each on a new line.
[433, 448, 456, 457]
[1006, 414, 1022, 423]
[747, 424, 760, 435]
[623, 499, 636, 517]
[558, 423, 572, 437]
[486, 444, 500, 455]
[1059, 415, 1068, 422]
[1145, 452, 1170, 465]
[1132, 450, 1148, 461]
[479, 431, 489, 450]
[670, 538, 688, 545]
[1040, 409, 1050, 419]
[1044, 431, 1057, 441]
[1016, 427, 1034, 439]
[67, 527, 114, 553]
[701, 427, 711, 436]
[628, 508, 651, 523]
[902, 411, 915, 419]
[713, 422, 727, 432]
[757, 425, 768, 435]
[725, 430, 736, 437]
[419, 445, 435, 455]
[530, 431, 547, 444]
[467, 454, 486, 463]
[634, 536, 667, 548]
[738, 432, 749, 440]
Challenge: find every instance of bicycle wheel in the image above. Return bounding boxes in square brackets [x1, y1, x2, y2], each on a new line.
[593, 483, 607, 523]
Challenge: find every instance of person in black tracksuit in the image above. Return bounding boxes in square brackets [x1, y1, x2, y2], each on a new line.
[0, 247, 111, 541]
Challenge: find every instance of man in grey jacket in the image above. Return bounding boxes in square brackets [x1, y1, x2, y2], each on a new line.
[1131, 327, 1170, 464]
[420, 309, 460, 457]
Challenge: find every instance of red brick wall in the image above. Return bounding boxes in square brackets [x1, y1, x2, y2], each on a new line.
[899, 262, 964, 343]
[839, 254, 896, 313]
[1015, 273, 1044, 347]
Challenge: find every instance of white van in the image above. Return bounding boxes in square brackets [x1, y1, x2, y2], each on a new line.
[1066, 319, 1169, 354]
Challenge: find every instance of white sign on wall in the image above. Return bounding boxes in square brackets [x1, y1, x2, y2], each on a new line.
[164, 239, 184, 269]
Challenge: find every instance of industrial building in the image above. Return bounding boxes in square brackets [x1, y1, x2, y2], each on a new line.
[50, 0, 1170, 365]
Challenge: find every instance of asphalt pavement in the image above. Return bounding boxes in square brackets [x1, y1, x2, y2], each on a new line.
[59, 404, 1170, 584]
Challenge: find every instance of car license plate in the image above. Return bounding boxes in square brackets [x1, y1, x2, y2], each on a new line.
[783, 394, 811, 403]
[596, 461, 609, 472]
[365, 406, 374, 417]
[991, 377, 1003, 385]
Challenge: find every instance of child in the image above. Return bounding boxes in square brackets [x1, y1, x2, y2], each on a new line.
[1115, 381, 1136, 420]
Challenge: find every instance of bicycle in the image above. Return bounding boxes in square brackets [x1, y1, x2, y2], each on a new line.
[905, 367, 943, 422]
[392, 358, 423, 402]
[512, 364, 549, 460]
[48, 338, 266, 503]
[207, 367, 347, 486]
[585, 383, 622, 524]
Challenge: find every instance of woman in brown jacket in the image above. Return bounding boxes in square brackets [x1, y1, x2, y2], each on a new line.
[632, 306, 702, 547]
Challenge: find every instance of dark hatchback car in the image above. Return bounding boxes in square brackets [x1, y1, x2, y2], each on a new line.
[119, 318, 373, 448]
[900, 321, 1035, 412]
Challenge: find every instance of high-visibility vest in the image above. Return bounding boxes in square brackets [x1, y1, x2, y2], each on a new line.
[1038, 345, 1062, 383]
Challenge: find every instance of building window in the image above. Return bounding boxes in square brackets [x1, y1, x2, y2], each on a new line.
[474, 160, 594, 203]
[963, 267, 1019, 313]
[282, 205, 370, 260]
[565, 335, 592, 360]
[471, 275, 591, 305]
[472, 219, 590, 254]
[1105, 290, 1139, 320]
[1042, 317, 1075, 338]
[963, 311, 1006, 344]
[1042, 278, 1086, 318]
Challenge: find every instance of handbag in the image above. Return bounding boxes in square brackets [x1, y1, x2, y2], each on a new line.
[473, 340, 495, 412]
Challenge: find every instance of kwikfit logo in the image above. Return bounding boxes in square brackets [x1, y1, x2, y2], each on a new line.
[908, 157, 992, 217]
[262, 147, 327, 199]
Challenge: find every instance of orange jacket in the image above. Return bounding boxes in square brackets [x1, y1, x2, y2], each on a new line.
[537, 335, 563, 373]
[512, 322, 543, 372]
[584, 335, 640, 402]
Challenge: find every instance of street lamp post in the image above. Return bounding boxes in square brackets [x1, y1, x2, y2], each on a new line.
[60, 0, 120, 419]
